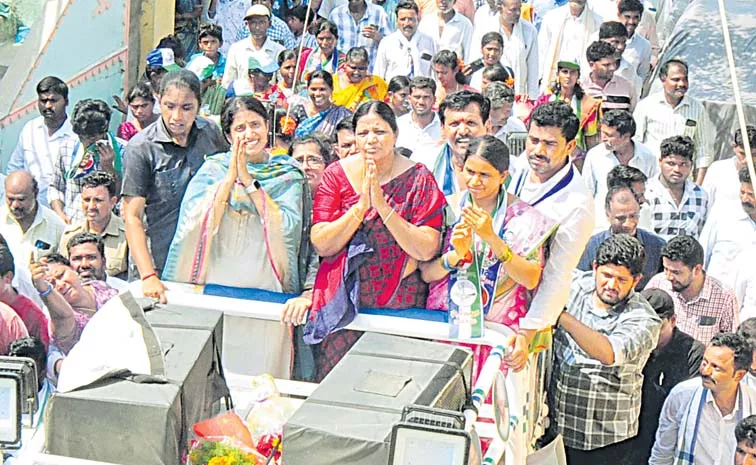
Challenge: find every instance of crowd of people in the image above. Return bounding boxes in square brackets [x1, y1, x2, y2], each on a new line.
[0, 0, 755, 463]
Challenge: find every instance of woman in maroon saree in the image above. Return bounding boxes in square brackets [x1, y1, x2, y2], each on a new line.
[304, 101, 446, 381]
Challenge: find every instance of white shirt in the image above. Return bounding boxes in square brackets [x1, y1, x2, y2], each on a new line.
[492, 116, 527, 142]
[372, 30, 437, 81]
[703, 157, 741, 216]
[634, 92, 715, 168]
[734, 251, 756, 322]
[417, 12, 473, 63]
[396, 112, 442, 156]
[221, 37, 285, 88]
[582, 141, 658, 233]
[7, 116, 77, 207]
[650, 377, 756, 465]
[699, 205, 756, 292]
[625, 32, 652, 80]
[0, 203, 66, 268]
[507, 160, 595, 329]
[472, 3, 499, 34]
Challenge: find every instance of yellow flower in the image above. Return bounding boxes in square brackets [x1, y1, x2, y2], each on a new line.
[208, 456, 232, 465]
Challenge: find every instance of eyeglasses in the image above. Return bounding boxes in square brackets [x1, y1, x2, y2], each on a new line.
[295, 155, 325, 167]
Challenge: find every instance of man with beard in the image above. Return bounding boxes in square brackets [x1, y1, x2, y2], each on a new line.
[417, 0, 472, 66]
[412, 90, 488, 197]
[633, 58, 714, 184]
[373, 1, 436, 81]
[699, 167, 756, 302]
[577, 186, 665, 289]
[551, 233, 661, 461]
[59, 172, 127, 280]
[395, 77, 441, 155]
[8, 77, 77, 206]
[650, 332, 756, 465]
[646, 135, 709, 241]
[581, 40, 637, 112]
[0, 171, 65, 266]
[646, 235, 738, 345]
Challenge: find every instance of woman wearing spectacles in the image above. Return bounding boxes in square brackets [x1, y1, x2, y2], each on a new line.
[289, 134, 337, 194]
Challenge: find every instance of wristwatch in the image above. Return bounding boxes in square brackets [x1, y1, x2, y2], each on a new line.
[245, 179, 262, 194]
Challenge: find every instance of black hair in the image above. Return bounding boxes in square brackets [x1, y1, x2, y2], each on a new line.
[586, 40, 617, 64]
[221, 95, 268, 136]
[618, 0, 644, 15]
[278, 49, 298, 66]
[307, 70, 334, 89]
[549, 69, 585, 101]
[36, 76, 68, 100]
[289, 133, 337, 167]
[607, 164, 647, 189]
[439, 90, 491, 125]
[45, 254, 71, 267]
[737, 318, 756, 355]
[710, 332, 752, 373]
[659, 58, 689, 80]
[67, 232, 106, 260]
[528, 101, 579, 142]
[483, 81, 514, 108]
[739, 166, 752, 185]
[735, 416, 756, 449]
[464, 135, 509, 174]
[82, 171, 118, 198]
[602, 110, 636, 137]
[409, 76, 436, 95]
[285, 5, 309, 21]
[432, 49, 459, 70]
[599, 21, 628, 40]
[197, 23, 223, 43]
[482, 63, 513, 84]
[734, 125, 756, 150]
[661, 235, 704, 269]
[71, 99, 112, 138]
[604, 185, 638, 212]
[126, 81, 154, 104]
[272, 107, 296, 142]
[388, 75, 411, 93]
[595, 233, 646, 277]
[396, 147, 413, 158]
[481, 31, 504, 48]
[660, 135, 695, 161]
[7, 337, 46, 388]
[395, 0, 419, 15]
[0, 243, 14, 277]
[353, 101, 398, 134]
[159, 69, 202, 106]
[313, 19, 339, 39]
[156, 34, 185, 65]
[334, 115, 354, 140]
[345, 46, 369, 63]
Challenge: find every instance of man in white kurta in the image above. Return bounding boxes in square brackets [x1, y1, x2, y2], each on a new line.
[373, 2, 436, 80]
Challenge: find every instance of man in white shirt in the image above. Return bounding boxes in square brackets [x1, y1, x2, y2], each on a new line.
[698, 167, 756, 296]
[507, 100, 595, 345]
[583, 109, 657, 232]
[0, 171, 65, 267]
[8, 77, 76, 207]
[538, 0, 601, 92]
[483, 81, 526, 143]
[589, 0, 660, 64]
[617, 0, 652, 80]
[417, 0, 473, 61]
[221, 5, 285, 87]
[467, 0, 538, 98]
[373, 0, 436, 81]
[634, 58, 715, 185]
[396, 77, 442, 155]
[650, 332, 756, 465]
[703, 126, 755, 215]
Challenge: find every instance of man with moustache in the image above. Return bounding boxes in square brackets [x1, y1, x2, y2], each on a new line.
[551, 233, 661, 461]
[650, 332, 756, 465]
[373, 1, 436, 81]
[65, 233, 127, 291]
[395, 77, 441, 155]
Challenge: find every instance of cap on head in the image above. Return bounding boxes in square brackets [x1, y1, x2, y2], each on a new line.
[186, 55, 215, 80]
[146, 48, 181, 71]
[557, 57, 581, 71]
[248, 54, 279, 74]
[245, 4, 271, 19]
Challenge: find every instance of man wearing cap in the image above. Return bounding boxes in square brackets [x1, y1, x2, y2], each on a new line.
[225, 55, 285, 109]
[222, 4, 285, 88]
[186, 55, 226, 116]
[626, 288, 704, 465]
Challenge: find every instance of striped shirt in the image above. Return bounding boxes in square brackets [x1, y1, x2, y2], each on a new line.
[646, 175, 709, 241]
[633, 92, 715, 168]
[328, 2, 391, 71]
[581, 72, 637, 112]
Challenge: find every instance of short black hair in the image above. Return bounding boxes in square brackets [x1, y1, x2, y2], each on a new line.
[483, 81, 515, 108]
[586, 41, 616, 64]
[197, 22, 223, 43]
[737, 318, 756, 355]
[661, 235, 704, 269]
[528, 101, 579, 142]
[71, 99, 112, 138]
[126, 81, 154, 104]
[409, 76, 436, 95]
[82, 171, 118, 198]
[735, 415, 756, 449]
[0, 243, 14, 277]
[710, 332, 752, 372]
[285, 4, 310, 21]
[660, 135, 695, 161]
[395, 0, 419, 15]
[67, 232, 106, 260]
[602, 110, 636, 137]
[734, 125, 756, 150]
[607, 164, 647, 189]
[45, 254, 71, 267]
[7, 337, 46, 387]
[659, 58, 689, 80]
[388, 75, 411, 93]
[604, 185, 638, 212]
[36, 76, 68, 100]
[740, 166, 752, 185]
[481, 31, 503, 48]
[618, 0, 644, 15]
[439, 90, 490, 125]
[595, 233, 646, 277]
[334, 115, 354, 142]
[599, 21, 628, 40]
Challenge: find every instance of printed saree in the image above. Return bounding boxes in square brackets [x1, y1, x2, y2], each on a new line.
[529, 91, 600, 153]
[292, 104, 353, 138]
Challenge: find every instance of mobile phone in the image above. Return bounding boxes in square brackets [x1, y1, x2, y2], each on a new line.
[33, 240, 51, 262]
[468, 58, 485, 74]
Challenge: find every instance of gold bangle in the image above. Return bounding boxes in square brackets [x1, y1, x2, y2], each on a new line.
[383, 209, 395, 223]
[498, 244, 513, 264]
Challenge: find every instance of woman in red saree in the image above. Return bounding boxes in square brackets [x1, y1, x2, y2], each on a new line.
[303, 101, 446, 381]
